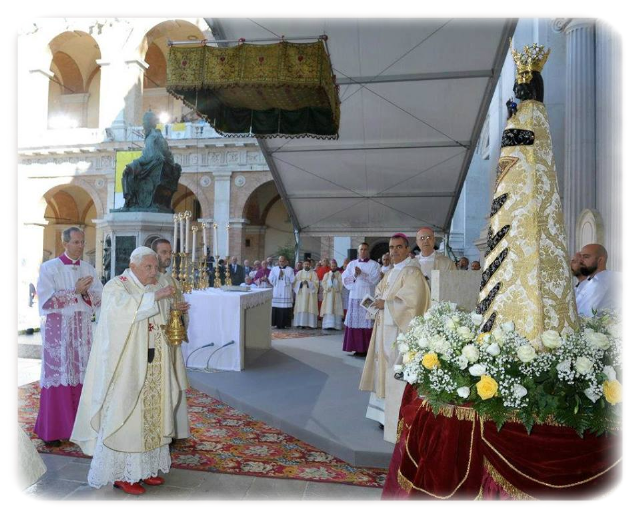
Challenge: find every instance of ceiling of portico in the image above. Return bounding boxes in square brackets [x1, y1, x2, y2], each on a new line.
[48, 31, 101, 89]
[205, 18, 516, 236]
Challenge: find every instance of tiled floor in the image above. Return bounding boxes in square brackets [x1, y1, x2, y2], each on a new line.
[18, 357, 382, 500]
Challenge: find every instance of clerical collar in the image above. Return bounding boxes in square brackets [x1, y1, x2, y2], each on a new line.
[60, 252, 80, 266]
[393, 256, 412, 270]
[280, 266, 285, 269]
[419, 251, 435, 261]
[358, 258, 370, 262]
[128, 269, 154, 291]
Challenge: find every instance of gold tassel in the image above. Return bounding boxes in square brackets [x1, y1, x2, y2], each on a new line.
[397, 470, 413, 493]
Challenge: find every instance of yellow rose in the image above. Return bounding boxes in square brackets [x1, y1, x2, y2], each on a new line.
[476, 375, 499, 400]
[603, 380, 622, 405]
[421, 352, 440, 370]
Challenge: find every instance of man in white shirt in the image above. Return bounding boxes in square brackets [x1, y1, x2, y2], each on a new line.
[415, 227, 456, 283]
[342, 243, 381, 356]
[575, 244, 620, 316]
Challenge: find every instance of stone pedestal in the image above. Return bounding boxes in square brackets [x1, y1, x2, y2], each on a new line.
[95, 212, 175, 279]
[430, 270, 482, 313]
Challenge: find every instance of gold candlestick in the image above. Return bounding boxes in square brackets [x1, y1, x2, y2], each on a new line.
[214, 255, 222, 288]
[225, 255, 232, 286]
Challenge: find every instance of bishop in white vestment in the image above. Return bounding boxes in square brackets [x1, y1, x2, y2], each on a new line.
[71, 247, 181, 495]
[320, 260, 344, 330]
[293, 260, 319, 328]
[360, 234, 429, 443]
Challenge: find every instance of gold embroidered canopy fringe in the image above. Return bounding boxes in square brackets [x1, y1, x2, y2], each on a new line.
[166, 39, 340, 139]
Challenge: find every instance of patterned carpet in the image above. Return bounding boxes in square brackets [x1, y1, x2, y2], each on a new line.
[18, 382, 386, 488]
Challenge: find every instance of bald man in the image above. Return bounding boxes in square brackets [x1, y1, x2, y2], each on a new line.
[575, 244, 620, 316]
[570, 252, 587, 291]
[415, 227, 456, 283]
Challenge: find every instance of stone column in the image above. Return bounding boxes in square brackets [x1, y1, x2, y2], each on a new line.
[595, 21, 622, 271]
[562, 19, 597, 254]
[213, 172, 232, 257]
[18, 221, 47, 329]
[229, 218, 248, 259]
[21, 68, 54, 145]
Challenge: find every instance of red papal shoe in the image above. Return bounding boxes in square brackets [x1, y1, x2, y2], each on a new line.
[113, 481, 146, 495]
[142, 476, 165, 486]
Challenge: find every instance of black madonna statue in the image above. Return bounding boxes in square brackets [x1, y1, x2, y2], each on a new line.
[116, 110, 182, 212]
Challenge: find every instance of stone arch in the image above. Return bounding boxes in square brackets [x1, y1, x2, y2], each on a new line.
[235, 174, 278, 221]
[576, 209, 605, 253]
[45, 30, 102, 128]
[175, 175, 212, 219]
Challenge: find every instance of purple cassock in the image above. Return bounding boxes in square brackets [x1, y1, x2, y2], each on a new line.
[34, 253, 102, 442]
[341, 258, 381, 353]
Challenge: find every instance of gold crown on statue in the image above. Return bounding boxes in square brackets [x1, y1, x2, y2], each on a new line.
[510, 39, 551, 84]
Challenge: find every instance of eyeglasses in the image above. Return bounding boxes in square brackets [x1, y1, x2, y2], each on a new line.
[418, 236, 433, 241]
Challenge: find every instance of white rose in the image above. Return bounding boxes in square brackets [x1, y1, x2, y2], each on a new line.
[516, 345, 536, 363]
[432, 336, 451, 354]
[393, 364, 404, 373]
[483, 333, 492, 344]
[448, 302, 458, 311]
[469, 364, 487, 376]
[486, 342, 501, 357]
[492, 327, 506, 345]
[541, 330, 562, 349]
[444, 318, 456, 331]
[608, 323, 622, 339]
[584, 387, 600, 403]
[501, 321, 515, 333]
[398, 341, 409, 353]
[513, 384, 527, 398]
[575, 356, 594, 375]
[584, 330, 610, 350]
[417, 337, 429, 349]
[404, 371, 418, 384]
[397, 333, 406, 342]
[457, 387, 470, 399]
[557, 359, 572, 373]
[452, 315, 461, 324]
[462, 345, 480, 363]
[471, 313, 484, 326]
[603, 365, 617, 381]
[457, 326, 475, 341]
[455, 355, 469, 370]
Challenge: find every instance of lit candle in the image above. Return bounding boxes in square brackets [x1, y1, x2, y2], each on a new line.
[213, 223, 218, 257]
[226, 223, 230, 257]
[173, 214, 178, 251]
[184, 211, 191, 253]
[192, 225, 197, 262]
[179, 214, 185, 253]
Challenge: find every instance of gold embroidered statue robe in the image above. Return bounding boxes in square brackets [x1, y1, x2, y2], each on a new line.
[359, 258, 429, 442]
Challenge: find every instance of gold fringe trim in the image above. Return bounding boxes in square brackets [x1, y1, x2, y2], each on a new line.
[396, 418, 404, 442]
[483, 458, 535, 500]
[397, 469, 413, 493]
[422, 401, 478, 422]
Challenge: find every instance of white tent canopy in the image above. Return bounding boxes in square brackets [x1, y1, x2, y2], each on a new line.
[205, 18, 516, 237]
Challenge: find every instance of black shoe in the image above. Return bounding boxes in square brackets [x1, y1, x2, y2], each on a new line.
[378, 423, 384, 430]
[44, 440, 62, 447]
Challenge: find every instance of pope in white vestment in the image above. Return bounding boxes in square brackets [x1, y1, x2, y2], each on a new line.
[293, 261, 319, 328]
[71, 247, 181, 493]
[360, 235, 429, 443]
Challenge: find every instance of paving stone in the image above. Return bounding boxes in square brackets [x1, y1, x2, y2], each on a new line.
[24, 476, 84, 500]
[193, 473, 255, 500]
[64, 483, 136, 501]
[303, 481, 382, 500]
[243, 476, 308, 500]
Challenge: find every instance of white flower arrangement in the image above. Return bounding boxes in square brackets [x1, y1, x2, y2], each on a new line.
[395, 302, 622, 435]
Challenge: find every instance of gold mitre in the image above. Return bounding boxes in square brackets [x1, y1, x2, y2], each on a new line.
[510, 39, 551, 84]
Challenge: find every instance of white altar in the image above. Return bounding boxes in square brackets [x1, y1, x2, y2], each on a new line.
[182, 287, 272, 371]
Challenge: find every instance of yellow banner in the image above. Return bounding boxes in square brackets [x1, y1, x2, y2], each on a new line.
[115, 151, 142, 194]
[172, 122, 186, 132]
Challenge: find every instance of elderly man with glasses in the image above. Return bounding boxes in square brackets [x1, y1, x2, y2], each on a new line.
[415, 227, 456, 283]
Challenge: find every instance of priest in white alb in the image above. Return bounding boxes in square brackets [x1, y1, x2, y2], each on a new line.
[268, 256, 296, 329]
[360, 234, 429, 443]
[342, 242, 381, 356]
[71, 247, 180, 495]
[320, 259, 344, 330]
[293, 259, 319, 328]
[152, 237, 191, 440]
